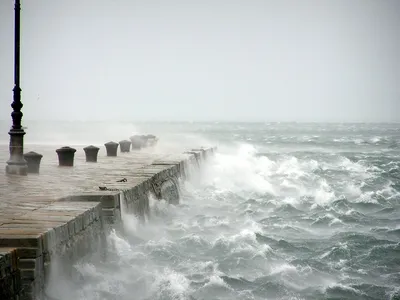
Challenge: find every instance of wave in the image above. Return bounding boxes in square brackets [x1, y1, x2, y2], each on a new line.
[362, 243, 400, 267]
[255, 233, 312, 255]
[324, 284, 369, 299]
[310, 213, 344, 227]
[273, 203, 305, 215]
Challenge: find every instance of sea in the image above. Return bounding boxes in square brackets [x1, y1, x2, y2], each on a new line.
[2, 121, 400, 300]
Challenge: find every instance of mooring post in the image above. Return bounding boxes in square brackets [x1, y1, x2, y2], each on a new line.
[6, 0, 28, 175]
[130, 135, 142, 150]
[23, 151, 43, 173]
[56, 146, 77, 167]
[119, 140, 131, 153]
[83, 145, 100, 162]
[104, 141, 119, 157]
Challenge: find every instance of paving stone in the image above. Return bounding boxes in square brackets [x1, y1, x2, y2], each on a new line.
[20, 269, 37, 281]
[62, 192, 120, 209]
[0, 248, 18, 278]
[0, 234, 43, 251]
[16, 248, 42, 259]
[18, 259, 36, 270]
[73, 214, 84, 234]
[53, 224, 69, 245]
[102, 208, 119, 217]
[0, 274, 15, 299]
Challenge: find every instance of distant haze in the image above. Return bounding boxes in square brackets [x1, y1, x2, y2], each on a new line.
[0, 0, 399, 122]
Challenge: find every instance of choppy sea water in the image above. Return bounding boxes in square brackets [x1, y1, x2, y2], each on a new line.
[26, 122, 399, 300]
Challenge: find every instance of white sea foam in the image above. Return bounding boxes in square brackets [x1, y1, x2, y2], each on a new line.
[151, 268, 191, 300]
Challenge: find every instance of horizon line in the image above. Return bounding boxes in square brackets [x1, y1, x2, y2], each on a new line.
[1, 119, 399, 124]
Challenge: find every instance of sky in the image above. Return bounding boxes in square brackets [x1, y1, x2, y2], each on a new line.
[0, 0, 399, 122]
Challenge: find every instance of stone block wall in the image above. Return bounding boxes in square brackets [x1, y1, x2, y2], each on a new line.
[0, 248, 20, 299]
[122, 147, 215, 216]
[0, 202, 104, 300]
[60, 192, 121, 226]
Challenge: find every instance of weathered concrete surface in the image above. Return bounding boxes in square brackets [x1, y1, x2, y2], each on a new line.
[0, 144, 215, 300]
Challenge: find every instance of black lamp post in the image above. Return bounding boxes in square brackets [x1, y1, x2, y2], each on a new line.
[6, 0, 27, 175]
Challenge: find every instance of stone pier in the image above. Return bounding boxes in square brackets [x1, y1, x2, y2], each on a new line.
[0, 145, 215, 300]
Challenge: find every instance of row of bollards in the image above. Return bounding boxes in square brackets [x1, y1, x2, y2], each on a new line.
[23, 135, 158, 174]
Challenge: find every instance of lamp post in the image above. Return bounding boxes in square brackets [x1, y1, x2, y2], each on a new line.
[6, 0, 27, 175]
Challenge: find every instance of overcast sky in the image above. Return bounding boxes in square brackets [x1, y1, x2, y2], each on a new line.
[0, 0, 399, 122]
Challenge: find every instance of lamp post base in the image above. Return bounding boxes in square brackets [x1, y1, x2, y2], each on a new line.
[6, 163, 27, 175]
[6, 128, 27, 176]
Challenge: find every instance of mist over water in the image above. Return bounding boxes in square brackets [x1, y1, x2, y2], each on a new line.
[34, 122, 400, 300]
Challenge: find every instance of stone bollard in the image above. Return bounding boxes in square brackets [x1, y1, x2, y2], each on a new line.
[146, 134, 158, 147]
[56, 146, 76, 167]
[119, 140, 131, 153]
[23, 151, 43, 173]
[140, 135, 149, 148]
[130, 135, 142, 150]
[83, 145, 100, 162]
[192, 148, 206, 160]
[140, 135, 148, 147]
[104, 141, 119, 156]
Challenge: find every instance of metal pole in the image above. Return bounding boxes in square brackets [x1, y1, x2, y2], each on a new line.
[6, 0, 27, 175]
